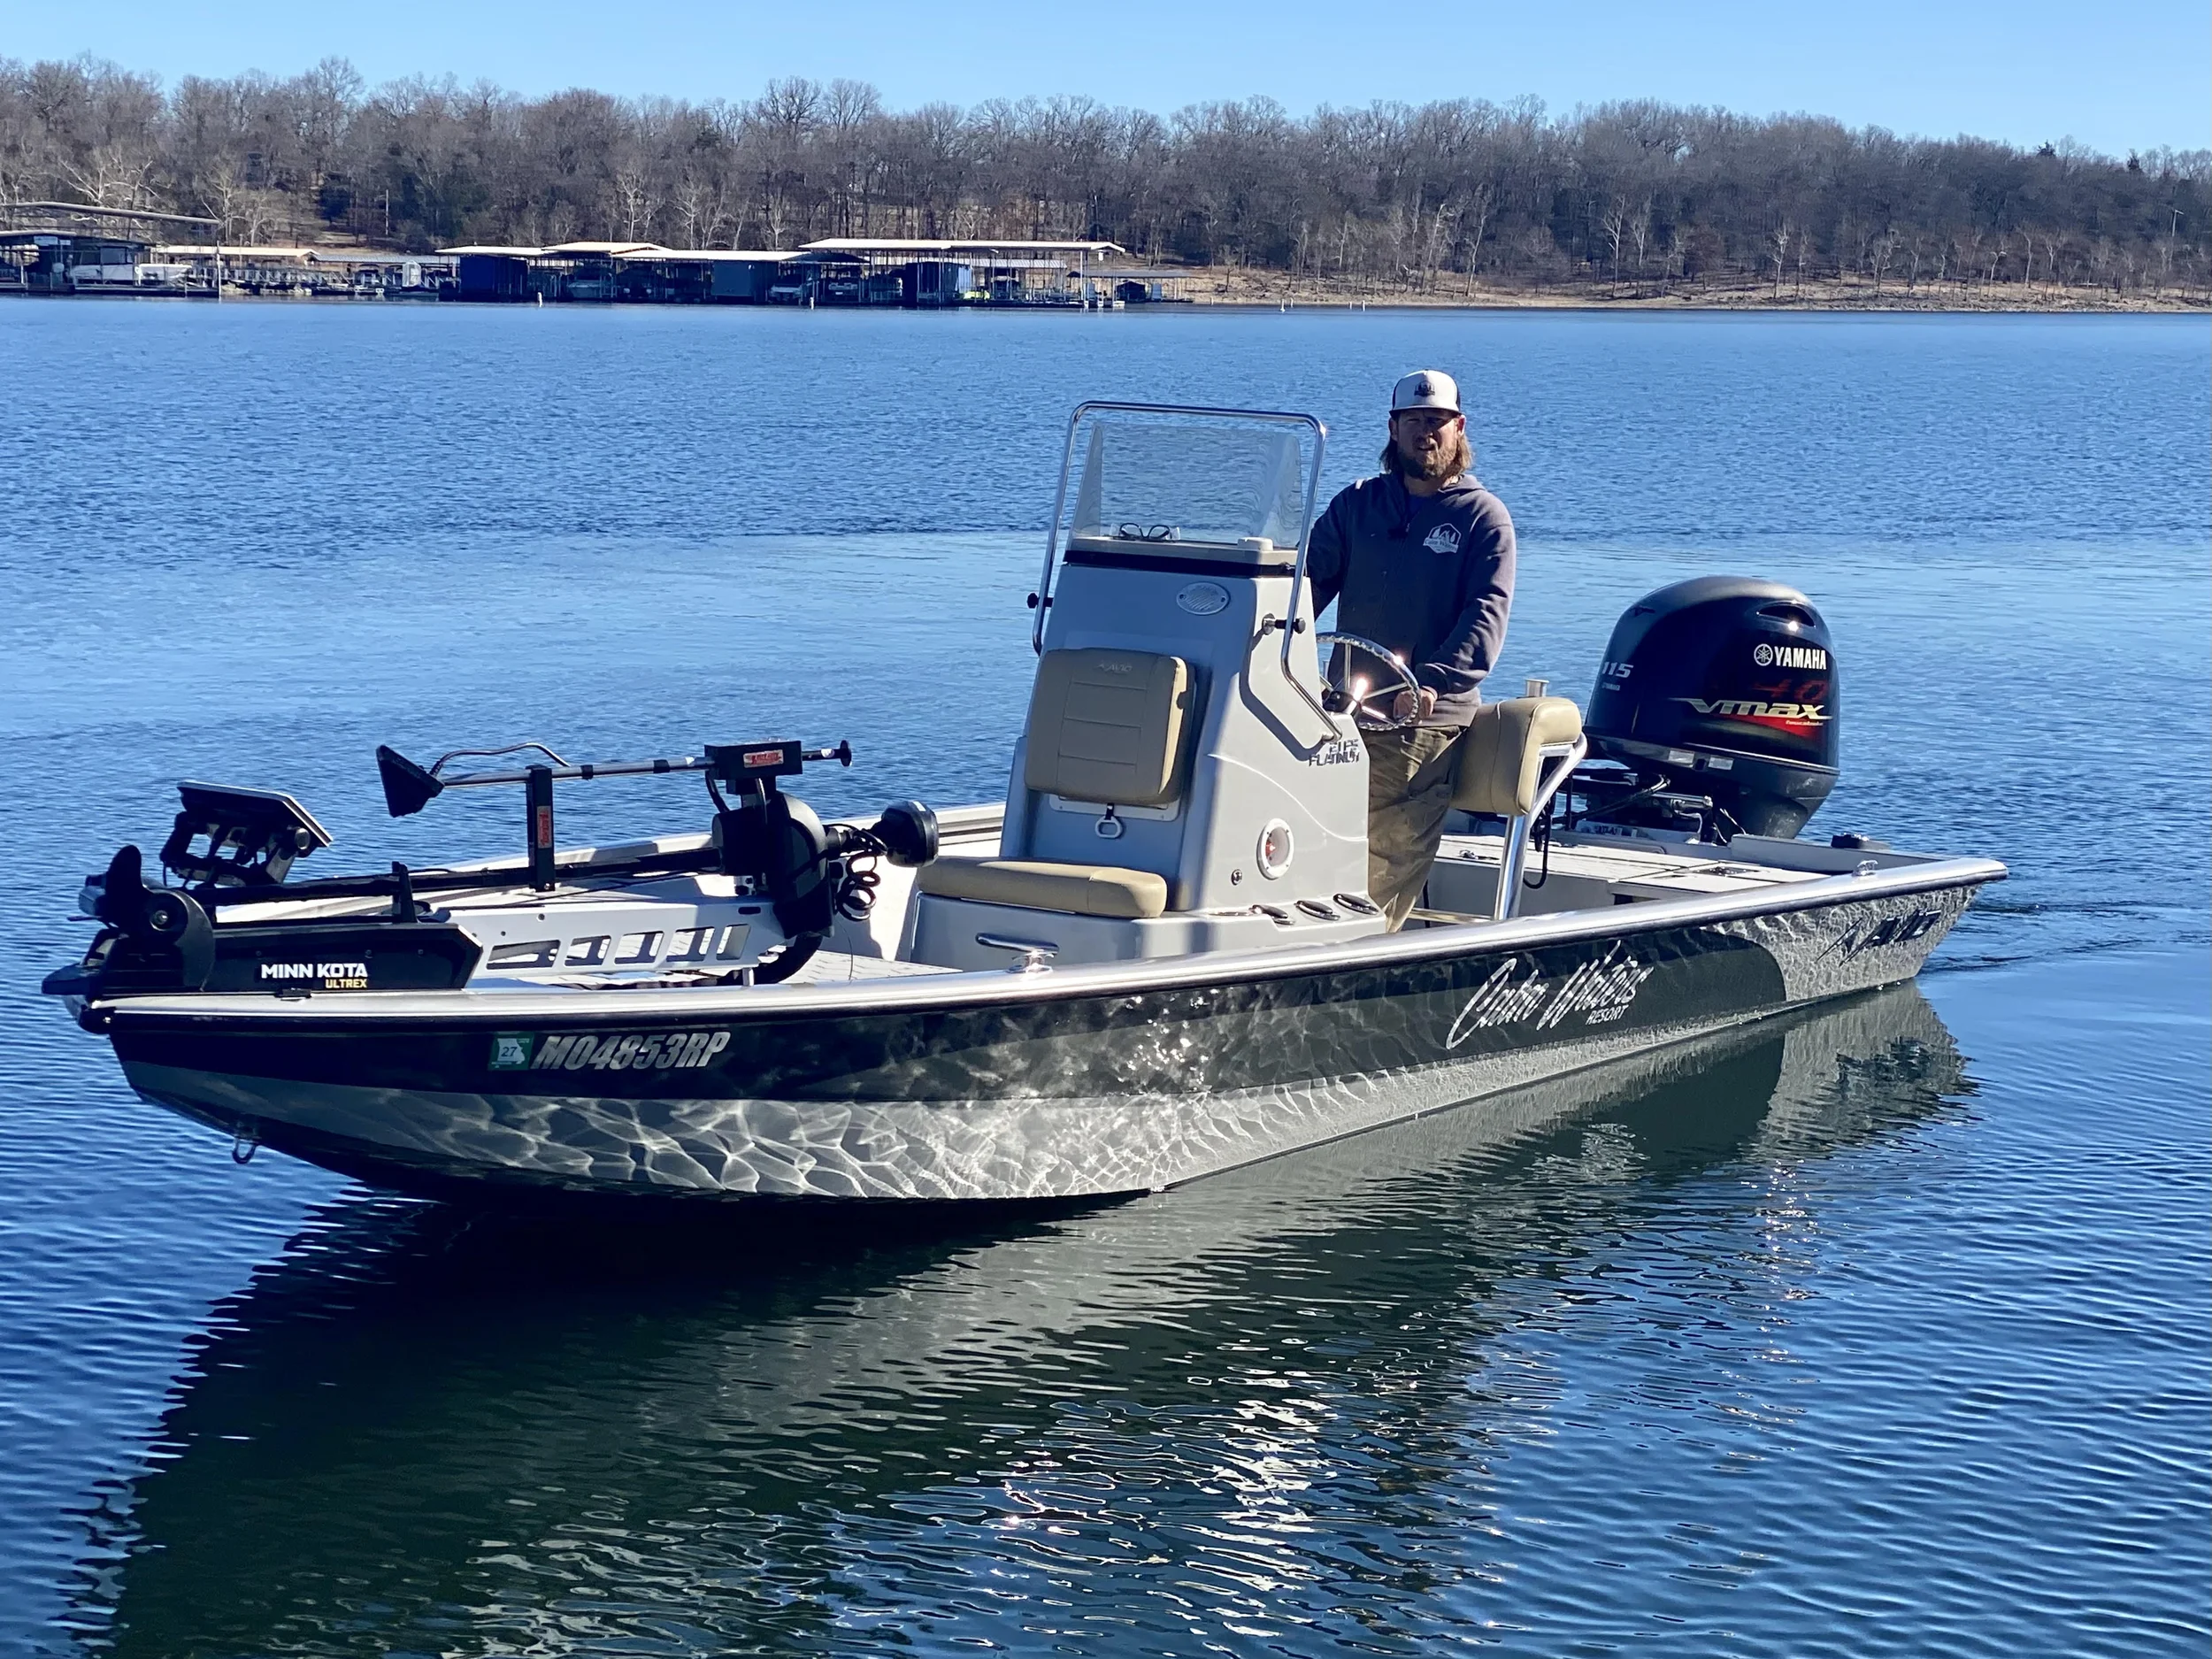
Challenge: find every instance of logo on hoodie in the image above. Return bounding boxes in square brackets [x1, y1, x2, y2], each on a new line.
[1422, 523, 1461, 556]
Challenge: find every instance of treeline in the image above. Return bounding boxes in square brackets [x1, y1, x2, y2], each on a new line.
[4, 54, 2208, 297]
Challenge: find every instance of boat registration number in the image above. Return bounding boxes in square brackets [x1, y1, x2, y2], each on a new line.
[489, 1030, 731, 1072]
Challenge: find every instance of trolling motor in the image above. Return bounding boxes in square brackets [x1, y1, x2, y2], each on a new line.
[694, 739, 937, 942]
[51, 736, 940, 1004]
[374, 738, 857, 859]
[373, 734, 938, 979]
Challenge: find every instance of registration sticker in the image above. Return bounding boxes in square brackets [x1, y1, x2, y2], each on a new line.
[489, 1033, 535, 1070]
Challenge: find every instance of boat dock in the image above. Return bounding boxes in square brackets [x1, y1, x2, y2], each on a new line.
[0, 217, 1194, 310]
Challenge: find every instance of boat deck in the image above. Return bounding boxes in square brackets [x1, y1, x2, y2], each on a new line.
[1418, 826, 1834, 922]
[786, 949, 959, 983]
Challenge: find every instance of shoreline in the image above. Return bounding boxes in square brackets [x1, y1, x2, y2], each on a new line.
[1182, 270, 2209, 315]
[11, 288, 2203, 318]
[8, 272, 2202, 318]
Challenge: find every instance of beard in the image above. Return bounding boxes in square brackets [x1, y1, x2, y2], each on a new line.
[1389, 427, 1471, 482]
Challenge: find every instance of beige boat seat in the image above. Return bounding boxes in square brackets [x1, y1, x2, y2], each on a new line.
[917, 857, 1169, 918]
[1021, 647, 1192, 805]
[916, 647, 1193, 918]
[1452, 696, 1586, 816]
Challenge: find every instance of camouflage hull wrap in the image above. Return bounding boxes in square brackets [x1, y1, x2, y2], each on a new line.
[110, 863, 1995, 1202]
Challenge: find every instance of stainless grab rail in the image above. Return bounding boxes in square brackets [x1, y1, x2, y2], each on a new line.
[1273, 419, 1334, 729]
[1494, 736, 1589, 921]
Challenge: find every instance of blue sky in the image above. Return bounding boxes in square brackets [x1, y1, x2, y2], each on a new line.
[15, 0, 2209, 156]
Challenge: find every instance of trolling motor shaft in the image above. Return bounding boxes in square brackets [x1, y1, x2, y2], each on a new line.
[376, 738, 854, 818]
[377, 737, 859, 893]
[50, 730, 941, 1010]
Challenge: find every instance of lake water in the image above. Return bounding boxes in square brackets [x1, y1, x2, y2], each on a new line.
[1, 302, 2206, 1655]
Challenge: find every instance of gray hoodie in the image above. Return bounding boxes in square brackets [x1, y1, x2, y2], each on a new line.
[1305, 471, 1517, 728]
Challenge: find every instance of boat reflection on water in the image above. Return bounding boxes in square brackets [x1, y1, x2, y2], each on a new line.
[74, 986, 1970, 1657]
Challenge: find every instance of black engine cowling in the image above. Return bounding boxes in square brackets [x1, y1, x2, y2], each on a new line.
[1585, 576, 1839, 839]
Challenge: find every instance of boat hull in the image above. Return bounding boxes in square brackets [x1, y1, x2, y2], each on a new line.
[106, 871, 1991, 1202]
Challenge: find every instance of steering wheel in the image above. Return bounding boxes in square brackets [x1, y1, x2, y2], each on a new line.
[1317, 632, 1424, 731]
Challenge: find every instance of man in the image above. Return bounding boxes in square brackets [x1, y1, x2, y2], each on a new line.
[1306, 369, 1517, 930]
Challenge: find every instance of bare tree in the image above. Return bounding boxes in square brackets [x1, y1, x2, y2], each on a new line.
[611, 162, 655, 240]
[1626, 196, 1653, 291]
[1954, 229, 1983, 290]
[1601, 196, 1629, 295]
[0, 56, 2200, 297]
[1456, 180, 1494, 294]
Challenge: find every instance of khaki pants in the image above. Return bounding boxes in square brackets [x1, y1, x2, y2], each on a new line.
[1363, 726, 1463, 931]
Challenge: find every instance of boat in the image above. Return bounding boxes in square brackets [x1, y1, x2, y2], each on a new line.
[40, 403, 2006, 1205]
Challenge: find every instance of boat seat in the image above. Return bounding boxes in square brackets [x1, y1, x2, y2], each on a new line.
[915, 646, 1190, 924]
[1024, 647, 1194, 807]
[916, 857, 1168, 918]
[1452, 696, 1586, 816]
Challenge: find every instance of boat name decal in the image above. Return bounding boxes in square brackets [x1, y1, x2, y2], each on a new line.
[1826, 908, 1944, 961]
[1445, 941, 1657, 1047]
[260, 960, 370, 989]
[1310, 738, 1363, 767]
[1674, 696, 1830, 723]
[1444, 956, 1548, 1046]
[1535, 941, 1657, 1029]
[489, 1030, 733, 1071]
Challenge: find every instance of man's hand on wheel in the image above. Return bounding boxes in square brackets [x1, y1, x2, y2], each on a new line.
[1391, 686, 1439, 723]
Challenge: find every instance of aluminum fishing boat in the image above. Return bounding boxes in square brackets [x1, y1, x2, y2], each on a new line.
[42, 403, 2005, 1204]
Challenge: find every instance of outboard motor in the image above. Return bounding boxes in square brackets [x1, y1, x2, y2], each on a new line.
[1581, 576, 1839, 840]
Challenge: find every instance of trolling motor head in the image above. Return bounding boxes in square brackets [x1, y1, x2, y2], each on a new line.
[42, 844, 219, 1005]
[710, 758, 937, 941]
[856, 801, 939, 868]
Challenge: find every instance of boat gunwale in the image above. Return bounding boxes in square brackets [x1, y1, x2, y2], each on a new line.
[97, 853, 2007, 1030]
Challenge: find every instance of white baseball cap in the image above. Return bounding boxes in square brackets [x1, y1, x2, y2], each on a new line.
[1391, 369, 1461, 416]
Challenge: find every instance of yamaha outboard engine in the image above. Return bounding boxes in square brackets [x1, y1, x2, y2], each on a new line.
[1581, 576, 1839, 840]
